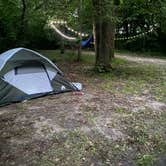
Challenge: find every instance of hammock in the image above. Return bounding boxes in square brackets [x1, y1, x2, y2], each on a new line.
[81, 35, 93, 47]
[49, 23, 93, 47]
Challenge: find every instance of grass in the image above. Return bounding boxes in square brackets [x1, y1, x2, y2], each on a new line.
[39, 50, 95, 65]
[0, 49, 165, 166]
[121, 108, 166, 164]
[114, 107, 127, 113]
[38, 49, 166, 163]
[137, 154, 155, 166]
[97, 62, 166, 102]
[116, 49, 166, 59]
[39, 129, 97, 165]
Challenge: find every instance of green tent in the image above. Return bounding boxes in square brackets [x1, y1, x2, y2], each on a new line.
[0, 48, 80, 106]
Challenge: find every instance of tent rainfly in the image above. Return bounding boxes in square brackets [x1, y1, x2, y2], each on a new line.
[0, 48, 80, 106]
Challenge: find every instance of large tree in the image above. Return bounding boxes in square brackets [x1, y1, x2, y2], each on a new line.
[92, 0, 116, 72]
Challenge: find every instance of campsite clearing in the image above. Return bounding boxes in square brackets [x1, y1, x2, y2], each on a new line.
[0, 51, 166, 166]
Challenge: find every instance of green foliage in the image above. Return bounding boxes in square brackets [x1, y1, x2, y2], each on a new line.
[116, 0, 166, 52]
[1, 0, 166, 53]
[0, 0, 61, 52]
[137, 154, 155, 166]
[114, 107, 126, 113]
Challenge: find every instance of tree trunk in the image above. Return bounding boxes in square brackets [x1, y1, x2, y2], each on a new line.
[77, 0, 83, 62]
[94, 21, 115, 71]
[20, 0, 26, 36]
[60, 37, 65, 54]
[92, 0, 115, 72]
[18, 0, 26, 45]
[60, 26, 65, 54]
[77, 41, 82, 61]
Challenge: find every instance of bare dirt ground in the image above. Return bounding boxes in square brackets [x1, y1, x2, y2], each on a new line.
[0, 51, 166, 166]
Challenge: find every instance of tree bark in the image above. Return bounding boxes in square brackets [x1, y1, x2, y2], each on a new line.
[92, 0, 115, 72]
[77, 41, 82, 61]
[20, 0, 26, 36]
[60, 37, 65, 54]
[94, 21, 115, 70]
[18, 0, 26, 45]
[77, 0, 83, 62]
[60, 26, 65, 54]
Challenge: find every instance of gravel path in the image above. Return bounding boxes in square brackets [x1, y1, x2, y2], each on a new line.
[83, 51, 166, 65]
[116, 53, 166, 65]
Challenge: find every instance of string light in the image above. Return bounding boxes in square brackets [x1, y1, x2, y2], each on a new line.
[50, 23, 77, 41]
[49, 20, 156, 42]
[50, 20, 89, 37]
[65, 25, 89, 37]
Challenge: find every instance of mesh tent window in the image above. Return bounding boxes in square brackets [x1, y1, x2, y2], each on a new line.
[15, 64, 44, 75]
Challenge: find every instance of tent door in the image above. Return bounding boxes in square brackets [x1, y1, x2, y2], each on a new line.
[4, 64, 53, 95]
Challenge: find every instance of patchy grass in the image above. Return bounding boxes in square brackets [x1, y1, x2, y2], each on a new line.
[39, 129, 97, 165]
[0, 50, 166, 166]
[137, 154, 155, 166]
[116, 49, 166, 59]
[98, 62, 166, 102]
